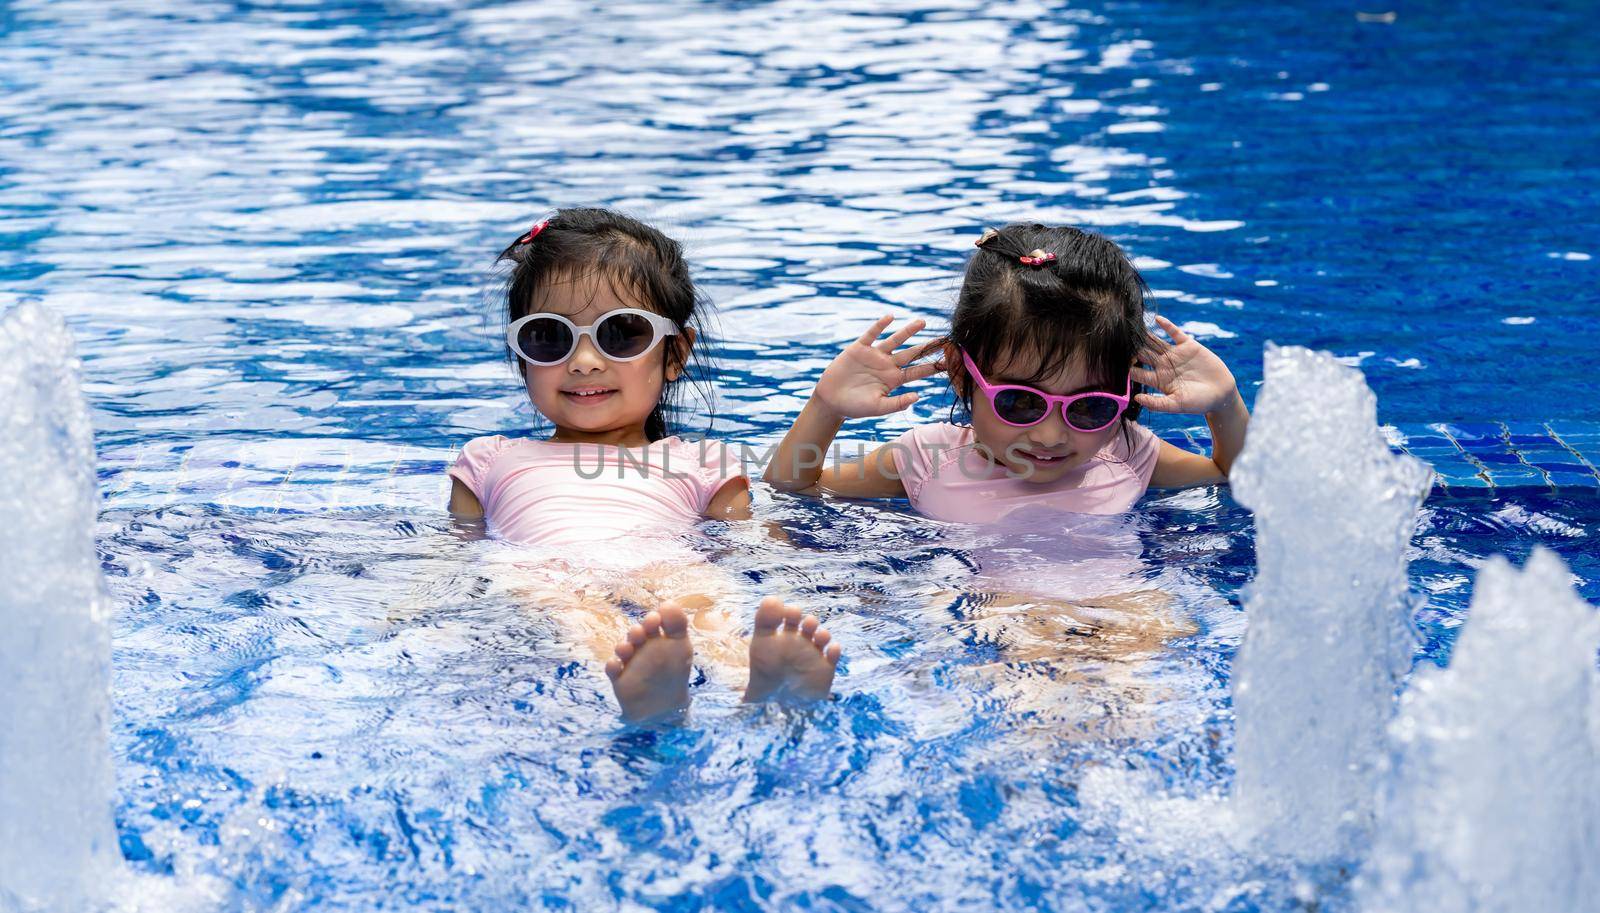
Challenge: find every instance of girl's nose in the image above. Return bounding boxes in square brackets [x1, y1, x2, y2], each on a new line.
[1027, 410, 1072, 448]
[567, 335, 607, 373]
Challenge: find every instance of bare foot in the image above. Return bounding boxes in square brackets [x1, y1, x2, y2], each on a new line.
[604, 602, 693, 721]
[743, 596, 841, 704]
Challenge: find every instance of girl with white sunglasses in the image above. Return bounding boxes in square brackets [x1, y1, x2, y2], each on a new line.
[448, 209, 841, 721]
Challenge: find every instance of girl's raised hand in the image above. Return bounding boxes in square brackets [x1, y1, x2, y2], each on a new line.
[813, 315, 943, 418]
[1132, 315, 1239, 415]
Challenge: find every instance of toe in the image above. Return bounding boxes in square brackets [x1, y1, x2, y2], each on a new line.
[614, 640, 636, 662]
[657, 602, 690, 637]
[753, 595, 785, 633]
[781, 603, 802, 630]
[824, 643, 842, 665]
[640, 611, 662, 637]
[811, 628, 832, 651]
[604, 657, 624, 680]
[799, 615, 819, 637]
[626, 623, 648, 647]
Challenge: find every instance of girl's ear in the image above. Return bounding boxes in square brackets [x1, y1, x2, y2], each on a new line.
[942, 340, 968, 398]
[665, 326, 697, 381]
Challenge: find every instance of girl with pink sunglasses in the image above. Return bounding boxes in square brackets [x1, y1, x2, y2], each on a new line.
[765, 223, 1250, 524]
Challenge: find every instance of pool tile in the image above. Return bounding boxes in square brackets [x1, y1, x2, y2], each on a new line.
[1482, 465, 1549, 487]
[1547, 419, 1600, 439]
[1502, 419, 1551, 439]
[1546, 470, 1600, 488]
[1404, 447, 1466, 465]
[1430, 464, 1489, 486]
[1402, 434, 1455, 450]
[1439, 421, 1505, 445]
[1566, 440, 1600, 465]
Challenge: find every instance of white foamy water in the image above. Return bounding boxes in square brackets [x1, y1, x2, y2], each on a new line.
[1358, 548, 1600, 913]
[0, 303, 117, 911]
[1227, 343, 1432, 860]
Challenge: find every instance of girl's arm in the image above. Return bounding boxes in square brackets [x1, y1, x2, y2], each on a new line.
[1135, 316, 1251, 489]
[706, 477, 753, 520]
[764, 314, 941, 496]
[448, 477, 485, 518]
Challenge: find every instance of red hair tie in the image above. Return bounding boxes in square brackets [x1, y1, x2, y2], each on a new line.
[1019, 249, 1056, 267]
[516, 220, 549, 245]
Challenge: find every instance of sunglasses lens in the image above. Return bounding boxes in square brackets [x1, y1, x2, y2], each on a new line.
[595, 311, 658, 360]
[1066, 395, 1122, 431]
[517, 317, 574, 364]
[993, 388, 1049, 425]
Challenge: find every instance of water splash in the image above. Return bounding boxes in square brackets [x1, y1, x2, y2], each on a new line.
[0, 303, 117, 912]
[1228, 343, 1432, 859]
[1359, 548, 1600, 912]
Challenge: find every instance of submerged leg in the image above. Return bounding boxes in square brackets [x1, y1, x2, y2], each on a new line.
[743, 596, 841, 704]
[604, 602, 694, 722]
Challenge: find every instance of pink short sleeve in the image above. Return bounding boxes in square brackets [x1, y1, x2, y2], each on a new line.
[1123, 422, 1161, 487]
[886, 424, 967, 501]
[447, 434, 512, 501]
[683, 438, 748, 514]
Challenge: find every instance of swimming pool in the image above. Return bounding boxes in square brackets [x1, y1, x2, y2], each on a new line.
[2, 0, 1597, 909]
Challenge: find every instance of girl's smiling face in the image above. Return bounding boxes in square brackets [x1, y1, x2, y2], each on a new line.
[962, 346, 1125, 484]
[520, 274, 690, 446]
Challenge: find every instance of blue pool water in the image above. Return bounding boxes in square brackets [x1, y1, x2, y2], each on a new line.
[2, 0, 1597, 909]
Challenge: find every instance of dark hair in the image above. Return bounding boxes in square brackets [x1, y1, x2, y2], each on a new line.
[944, 223, 1149, 434]
[495, 208, 713, 442]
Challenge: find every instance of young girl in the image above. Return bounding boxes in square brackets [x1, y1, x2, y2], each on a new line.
[765, 222, 1242, 736]
[764, 222, 1249, 517]
[448, 208, 841, 721]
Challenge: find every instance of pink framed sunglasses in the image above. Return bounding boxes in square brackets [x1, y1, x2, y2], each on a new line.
[960, 349, 1131, 432]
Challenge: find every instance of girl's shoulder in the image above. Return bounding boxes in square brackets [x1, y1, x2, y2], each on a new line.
[448, 434, 528, 498]
[1093, 421, 1160, 484]
[455, 433, 543, 464]
[1094, 421, 1159, 463]
[886, 422, 983, 493]
[890, 422, 979, 455]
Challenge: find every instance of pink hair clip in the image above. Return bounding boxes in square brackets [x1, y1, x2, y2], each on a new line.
[516, 220, 550, 245]
[1019, 249, 1056, 267]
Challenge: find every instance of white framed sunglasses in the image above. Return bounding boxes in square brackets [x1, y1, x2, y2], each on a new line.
[506, 308, 679, 366]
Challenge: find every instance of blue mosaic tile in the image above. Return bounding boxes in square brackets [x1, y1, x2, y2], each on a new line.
[1430, 464, 1489, 487]
[1146, 421, 1600, 491]
[1502, 419, 1551, 439]
[1438, 421, 1505, 445]
[1546, 419, 1600, 439]
[1483, 465, 1550, 487]
[1521, 453, 1591, 472]
[1405, 449, 1469, 468]
[1567, 441, 1600, 465]
[1401, 434, 1455, 449]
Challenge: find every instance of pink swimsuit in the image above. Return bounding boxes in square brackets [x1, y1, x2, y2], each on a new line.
[448, 435, 746, 548]
[887, 422, 1161, 523]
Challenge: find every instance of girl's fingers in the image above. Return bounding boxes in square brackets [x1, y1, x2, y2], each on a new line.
[1134, 392, 1182, 413]
[854, 314, 895, 347]
[871, 391, 920, 415]
[898, 361, 944, 384]
[876, 318, 927, 353]
[893, 339, 942, 366]
[1130, 366, 1159, 386]
[1152, 314, 1189, 344]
